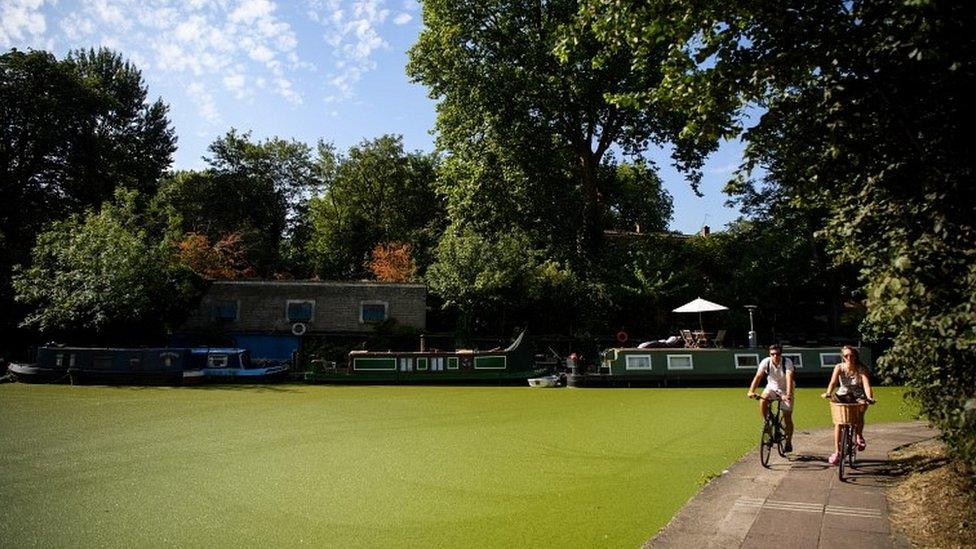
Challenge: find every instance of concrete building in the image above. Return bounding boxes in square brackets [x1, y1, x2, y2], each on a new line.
[177, 280, 427, 360]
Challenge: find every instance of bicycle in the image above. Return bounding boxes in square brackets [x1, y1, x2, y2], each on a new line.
[824, 397, 875, 480]
[750, 394, 788, 468]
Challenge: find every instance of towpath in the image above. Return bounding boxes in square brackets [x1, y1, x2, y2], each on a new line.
[645, 421, 935, 548]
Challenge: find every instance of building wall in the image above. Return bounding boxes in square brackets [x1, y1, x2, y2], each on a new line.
[180, 280, 427, 334]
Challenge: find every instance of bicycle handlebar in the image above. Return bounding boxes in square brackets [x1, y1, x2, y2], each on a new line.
[820, 393, 876, 405]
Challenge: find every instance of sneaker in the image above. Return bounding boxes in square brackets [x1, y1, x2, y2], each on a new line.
[784, 440, 793, 453]
[828, 452, 840, 465]
[856, 435, 866, 451]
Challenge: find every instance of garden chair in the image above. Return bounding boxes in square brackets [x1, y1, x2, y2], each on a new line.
[680, 329, 696, 348]
[712, 329, 727, 348]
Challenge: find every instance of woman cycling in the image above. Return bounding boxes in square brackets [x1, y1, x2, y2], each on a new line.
[821, 345, 875, 465]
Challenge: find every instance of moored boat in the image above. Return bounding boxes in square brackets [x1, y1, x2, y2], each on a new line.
[191, 348, 290, 381]
[581, 344, 872, 386]
[305, 329, 547, 384]
[7, 346, 193, 385]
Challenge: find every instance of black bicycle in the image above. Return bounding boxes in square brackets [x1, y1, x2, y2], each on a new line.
[827, 398, 875, 480]
[751, 394, 787, 467]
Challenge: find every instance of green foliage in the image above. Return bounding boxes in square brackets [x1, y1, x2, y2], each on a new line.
[426, 225, 585, 336]
[307, 135, 442, 279]
[12, 189, 201, 342]
[407, 0, 685, 256]
[584, 0, 976, 474]
[0, 48, 176, 349]
[603, 161, 673, 233]
[152, 130, 318, 276]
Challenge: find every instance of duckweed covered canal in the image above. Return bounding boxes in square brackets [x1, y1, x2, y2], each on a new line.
[0, 385, 914, 547]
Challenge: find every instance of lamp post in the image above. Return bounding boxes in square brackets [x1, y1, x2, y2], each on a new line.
[744, 305, 758, 348]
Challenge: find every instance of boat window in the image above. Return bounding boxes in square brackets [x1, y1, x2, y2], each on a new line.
[69, 354, 76, 367]
[129, 358, 141, 370]
[625, 355, 652, 370]
[360, 302, 388, 323]
[667, 355, 693, 370]
[286, 300, 314, 322]
[161, 352, 179, 368]
[213, 300, 238, 321]
[94, 355, 114, 370]
[240, 351, 251, 368]
[208, 354, 229, 368]
[735, 354, 760, 369]
[417, 358, 428, 371]
[447, 357, 459, 370]
[820, 352, 843, 368]
[398, 357, 413, 372]
[55, 353, 63, 367]
[783, 353, 803, 368]
[431, 357, 444, 371]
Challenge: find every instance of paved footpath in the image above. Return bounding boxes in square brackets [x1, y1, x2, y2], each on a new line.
[646, 421, 936, 549]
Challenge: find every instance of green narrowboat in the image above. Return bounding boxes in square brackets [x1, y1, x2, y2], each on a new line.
[586, 345, 872, 386]
[304, 329, 548, 384]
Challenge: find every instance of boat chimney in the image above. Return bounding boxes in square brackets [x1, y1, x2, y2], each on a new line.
[419, 334, 426, 352]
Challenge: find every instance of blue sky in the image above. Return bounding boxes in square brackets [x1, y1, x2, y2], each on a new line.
[2, 0, 743, 234]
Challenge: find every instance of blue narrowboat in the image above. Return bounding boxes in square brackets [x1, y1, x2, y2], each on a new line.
[190, 348, 290, 381]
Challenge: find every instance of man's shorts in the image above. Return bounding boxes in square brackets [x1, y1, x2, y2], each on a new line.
[761, 388, 794, 412]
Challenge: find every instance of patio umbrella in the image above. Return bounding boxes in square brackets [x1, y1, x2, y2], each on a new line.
[672, 297, 729, 332]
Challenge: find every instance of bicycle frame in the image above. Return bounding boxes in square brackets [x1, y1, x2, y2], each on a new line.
[754, 395, 787, 468]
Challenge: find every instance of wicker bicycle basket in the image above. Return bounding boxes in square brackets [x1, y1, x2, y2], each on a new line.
[830, 402, 866, 425]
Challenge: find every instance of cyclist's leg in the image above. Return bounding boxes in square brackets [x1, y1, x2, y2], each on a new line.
[758, 390, 771, 420]
[776, 391, 794, 442]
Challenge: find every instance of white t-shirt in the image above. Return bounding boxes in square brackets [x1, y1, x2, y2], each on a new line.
[758, 356, 794, 393]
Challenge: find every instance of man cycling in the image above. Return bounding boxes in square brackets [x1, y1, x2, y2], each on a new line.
[747, 344, 795, 453]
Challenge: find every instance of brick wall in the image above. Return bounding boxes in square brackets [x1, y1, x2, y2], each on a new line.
[181, 280, 426, 333]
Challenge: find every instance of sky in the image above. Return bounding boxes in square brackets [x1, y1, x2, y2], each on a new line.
[1, 0, 744, 234]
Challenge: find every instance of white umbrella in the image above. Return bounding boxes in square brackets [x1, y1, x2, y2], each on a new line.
[673, 297, 729, 332]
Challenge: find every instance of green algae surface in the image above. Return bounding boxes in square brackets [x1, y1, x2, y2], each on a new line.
[0, 385, 915, 547]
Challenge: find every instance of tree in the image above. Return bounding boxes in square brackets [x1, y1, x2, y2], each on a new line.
[406, 0, 692, 257]
[1, 47, 176, 352]
[12, 189, 201, 343]
[603, 160, 673, 233]
[307, 135, 442, 279]
[585, 0, 976, 474]
[152, 130, 318, 275]
[176, 232, 255, 280]
[366, 242, 418, 283]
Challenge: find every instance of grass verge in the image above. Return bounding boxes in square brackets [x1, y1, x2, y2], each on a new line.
[887, 438, 976, 548]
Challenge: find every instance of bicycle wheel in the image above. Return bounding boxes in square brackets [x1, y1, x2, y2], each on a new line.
[775, 420, 787, 458]
[847, 430, 857, 468]
[760, 421, 774, 468]
[838, 425, 848, 480]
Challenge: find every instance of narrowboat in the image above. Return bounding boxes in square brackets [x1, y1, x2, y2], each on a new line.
[190, 348, 290, 381]
[305, 329, 548, 384]
[7, 346, 199, 385]
[579, 345, 872, 386]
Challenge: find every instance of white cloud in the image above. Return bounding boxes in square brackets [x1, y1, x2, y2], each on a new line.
[310, 0, 394, 101]
[0, 0, 48, 45]
[6, 0, 408, 121]
[223, 73, 246, 94]
[91, 0, 130, 29]
[187, 81, 220, 122]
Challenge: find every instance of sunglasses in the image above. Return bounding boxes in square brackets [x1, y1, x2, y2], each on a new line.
[842, 353, 853, 358]
[769, 351, 781, 356]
